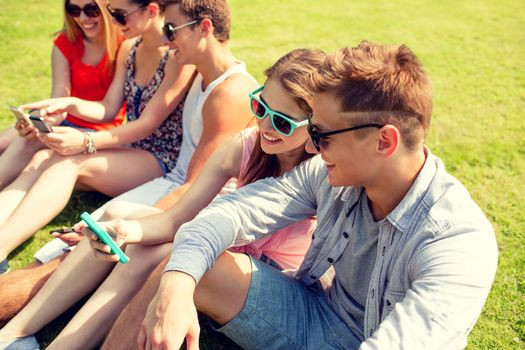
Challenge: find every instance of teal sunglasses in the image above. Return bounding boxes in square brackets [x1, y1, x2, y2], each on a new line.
[249, 86, 308, 136]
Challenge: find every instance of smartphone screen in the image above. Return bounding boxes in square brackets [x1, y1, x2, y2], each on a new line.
[29, 115, 53, 133]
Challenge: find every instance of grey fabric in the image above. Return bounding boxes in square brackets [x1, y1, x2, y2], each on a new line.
[328, 188, 380, 340]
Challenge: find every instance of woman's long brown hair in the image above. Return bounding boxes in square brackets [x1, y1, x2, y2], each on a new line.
[240, 48, 326, 185]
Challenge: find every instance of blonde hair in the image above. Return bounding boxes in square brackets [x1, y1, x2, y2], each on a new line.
[62, 0, 120, 74]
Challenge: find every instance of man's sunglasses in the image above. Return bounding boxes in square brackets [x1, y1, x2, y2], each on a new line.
[162, 19, 200, 41]
[249, 86, 309, 137]
[106, 4, 145, 26]
[66, 2, 101, 18]
[307, 117, 383, 151]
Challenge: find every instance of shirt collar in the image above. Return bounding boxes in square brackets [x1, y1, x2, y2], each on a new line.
[385, 146, 439, 232]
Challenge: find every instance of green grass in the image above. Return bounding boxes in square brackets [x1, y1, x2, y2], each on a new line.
[1, 0, 524, 348]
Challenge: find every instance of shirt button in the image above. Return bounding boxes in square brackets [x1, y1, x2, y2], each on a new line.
[327, 257, 334, 263]
[342, 232, 349, 239]
[386, 299, 392, 307]
[312, 234, 315, 240]
[310, 275, 317, 280]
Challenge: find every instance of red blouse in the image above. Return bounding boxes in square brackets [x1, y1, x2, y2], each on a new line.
[54, 33, 125, 130]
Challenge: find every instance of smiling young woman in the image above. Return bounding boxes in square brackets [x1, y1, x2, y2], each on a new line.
[0, 0, 125, 191]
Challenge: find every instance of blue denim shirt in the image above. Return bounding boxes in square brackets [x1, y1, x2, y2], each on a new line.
[166, 150, 498, 349]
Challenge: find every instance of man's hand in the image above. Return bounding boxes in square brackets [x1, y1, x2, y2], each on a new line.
[138, 272, 200, 350]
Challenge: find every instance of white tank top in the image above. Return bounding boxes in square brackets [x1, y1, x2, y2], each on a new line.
[166, 61, 257, 185]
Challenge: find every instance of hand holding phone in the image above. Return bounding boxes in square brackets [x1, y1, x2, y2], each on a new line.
[80, 212, 129, 264]
[29, 115, 53, 133]
[9, 105, 32, 125]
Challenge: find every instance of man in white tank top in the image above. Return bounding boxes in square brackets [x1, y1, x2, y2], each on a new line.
[0, 0, 258, 327]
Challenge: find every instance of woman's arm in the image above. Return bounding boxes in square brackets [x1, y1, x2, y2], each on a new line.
[86, 134, 244, 258]
[89, 58, 195, 149]
[15, 45, 72, 138]
[50, 45, 71, 99]
[37, 54, 195, 155]
[23, 39, 134, 123]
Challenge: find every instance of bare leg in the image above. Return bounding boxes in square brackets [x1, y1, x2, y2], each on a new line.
[0, 239, 115, 341]
[0, 149, 55, 227]
[48, 243, 172, 350]
[0, 202, 161, 330]
[101, 252, 251, 349]
[194, 252, 251, 324]
[0, 127, 18, 155]
[0, 254, 68, 328]
[0, 148, 162, 261]
[101, 255, 168, 350]
[0, 136, 45, 190]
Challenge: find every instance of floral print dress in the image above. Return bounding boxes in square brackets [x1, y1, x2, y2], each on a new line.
[124, 38, 185, 171]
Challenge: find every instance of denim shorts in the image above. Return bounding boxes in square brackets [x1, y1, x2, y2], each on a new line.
[59, 119, 95, 132]
[215, 256, 362, 349]
[148, 152, 169, 175]
[60, 119, 169, 175]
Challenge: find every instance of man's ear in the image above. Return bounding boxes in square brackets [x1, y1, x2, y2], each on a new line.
[200, 18, 213, 37]
[146, 2, 160, 17]
[377, 125, 399, 156]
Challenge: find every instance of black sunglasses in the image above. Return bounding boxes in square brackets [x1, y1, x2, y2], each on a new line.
[162, 19, 200, 41]
[106, 4, 146, 26]
[307, 117, 383, 151]
[66, 2, 101, 18]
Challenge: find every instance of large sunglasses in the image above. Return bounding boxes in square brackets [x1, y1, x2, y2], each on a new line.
[162, 19, 200, 41]
[106, 4, 145, 26]
[66, 2, 101, 18]
[249, 86, 309, 137]
[307, 117, 383, 151]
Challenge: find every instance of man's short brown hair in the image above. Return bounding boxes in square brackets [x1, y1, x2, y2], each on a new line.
[309, 41, 433, 149]
[164, 0, 230, 42]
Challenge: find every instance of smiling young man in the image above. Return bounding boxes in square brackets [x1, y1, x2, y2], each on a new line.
[137, 41, 498, 350]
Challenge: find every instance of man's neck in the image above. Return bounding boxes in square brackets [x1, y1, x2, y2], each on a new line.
[366, 148, 427, 221]
[195, 41, 237, 89]
[140, 19, 167, 51]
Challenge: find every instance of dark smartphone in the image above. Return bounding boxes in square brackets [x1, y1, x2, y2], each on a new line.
[50, 227, 74, 235]
[29, 115, 53, 133]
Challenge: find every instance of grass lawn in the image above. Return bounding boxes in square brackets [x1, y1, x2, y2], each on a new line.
[1, 0, 524, 348]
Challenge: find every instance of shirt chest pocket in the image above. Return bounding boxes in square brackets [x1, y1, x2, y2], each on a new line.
[381, 289, 406, 321]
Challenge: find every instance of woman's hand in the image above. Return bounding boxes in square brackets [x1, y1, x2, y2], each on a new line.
[21, 97, 73, 119]
[51, 226, 84, 246]
[76, 219, 141, 262]
[15, 119, 39, 140]
[39, 126, 87, 155]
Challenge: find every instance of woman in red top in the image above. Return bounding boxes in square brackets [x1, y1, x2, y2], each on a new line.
[0, 0, 124, 189]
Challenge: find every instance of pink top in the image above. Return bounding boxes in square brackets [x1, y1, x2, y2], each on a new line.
[228, 127, 316, 270]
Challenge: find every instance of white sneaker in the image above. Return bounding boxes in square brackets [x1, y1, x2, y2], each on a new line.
[33, 238, 76, 264]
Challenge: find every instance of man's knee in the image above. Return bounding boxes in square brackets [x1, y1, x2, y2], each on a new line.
[195, 252, 251, 323]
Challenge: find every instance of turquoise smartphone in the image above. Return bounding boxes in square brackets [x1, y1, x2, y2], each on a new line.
[80, 212, 129, 264]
